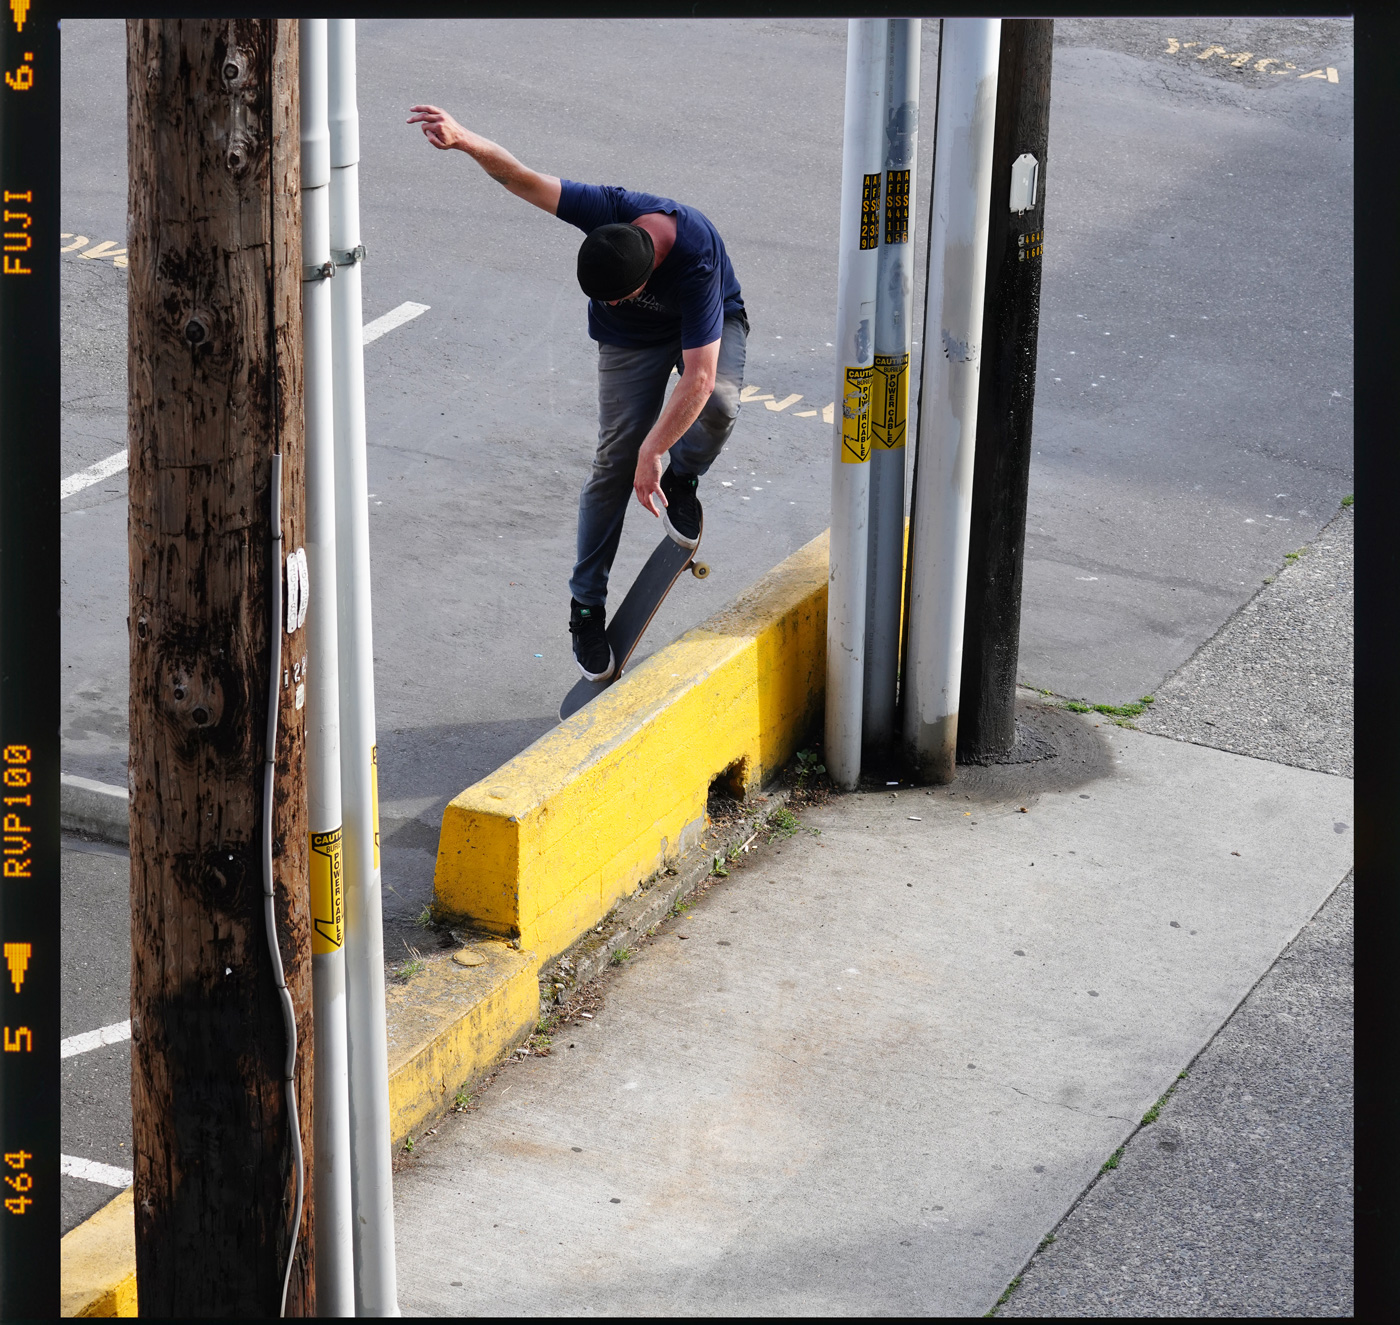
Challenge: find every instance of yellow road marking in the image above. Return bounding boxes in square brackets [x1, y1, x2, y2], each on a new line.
[764, 393, 803, 412]
[1164, 39, 1335, 84]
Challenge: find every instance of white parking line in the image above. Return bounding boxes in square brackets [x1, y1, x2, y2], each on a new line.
[61, 1155, 133, 1188]
[61, 1020, 131, 1058]
[362, 300, 430, 345]
[59, 448, 128, 500]
[60, 303, 431, 500]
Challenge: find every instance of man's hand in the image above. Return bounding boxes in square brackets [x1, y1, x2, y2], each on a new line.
[630, 341, 721, 514]
[407, 106, 562, 214]
[407, 104, 467, 151]
[634, 440, 667, 517]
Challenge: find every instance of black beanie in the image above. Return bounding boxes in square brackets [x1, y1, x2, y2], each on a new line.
[576, 223, 655, 301]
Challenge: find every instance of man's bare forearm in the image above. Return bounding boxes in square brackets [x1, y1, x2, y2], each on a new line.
[409, 106, 559, 212]
[456, 130, 533, 193]
[643, 372, 713, 458]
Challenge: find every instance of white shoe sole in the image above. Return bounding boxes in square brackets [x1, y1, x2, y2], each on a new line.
[575, 644, 615, 683]
[661, 508, 700, 550]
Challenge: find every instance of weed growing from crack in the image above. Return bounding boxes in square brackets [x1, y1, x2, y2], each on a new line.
[1064, 695, 1156, 727]
[1341, 493, 1353, 508]
[414, 903, 435, 929]
[1100, 1146, 1125, 1174]
[611, 947, 632, 966]
[453, 1089, 472, 1112]
[986, 1276, 1022, 1315]
[1142, 1068, 1191, 1125]
[395, 942, 426, 982]
[794, 747, 826, 792]
[766, 806, 801, 840]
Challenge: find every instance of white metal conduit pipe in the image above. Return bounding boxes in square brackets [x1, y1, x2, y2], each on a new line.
[298, 17, 356, 1317]
[862, 18, 921, 754]
[328, 17, 401, 1317]
[901, 17, 1001, 783]
[825, 17, 888, 791]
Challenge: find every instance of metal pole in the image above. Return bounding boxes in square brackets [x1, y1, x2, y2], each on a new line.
[862, 18, 921, 759]
[825, 18, 888, 791]
[957, 20, 1054, 762]
[328, 18, 401, 1317]
[299, 18, 355, 1316]
[901, 17, 1001, 783]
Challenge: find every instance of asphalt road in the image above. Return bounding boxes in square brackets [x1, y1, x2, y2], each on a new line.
[59, 838, 133, 1233]
[56, 16, 1352, 1233]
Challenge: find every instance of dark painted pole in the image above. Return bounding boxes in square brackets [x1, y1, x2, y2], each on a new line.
[956, 20, 1053, 761]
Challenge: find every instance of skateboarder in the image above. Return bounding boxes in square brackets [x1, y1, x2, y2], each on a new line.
[408, 105, 748, 681]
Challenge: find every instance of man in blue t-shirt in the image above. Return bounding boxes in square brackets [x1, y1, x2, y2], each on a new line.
[409, 104, 749, 682]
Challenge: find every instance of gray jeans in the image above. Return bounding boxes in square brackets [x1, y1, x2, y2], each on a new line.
[570, 313, 749, 606]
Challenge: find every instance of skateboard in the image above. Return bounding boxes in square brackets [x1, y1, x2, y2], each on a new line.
[559, 511, 708, 721]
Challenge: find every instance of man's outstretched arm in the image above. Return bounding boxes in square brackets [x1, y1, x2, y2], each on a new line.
[407, 105, 562, 215]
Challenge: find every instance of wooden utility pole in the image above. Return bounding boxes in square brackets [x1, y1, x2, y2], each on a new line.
[127, 20, 314, 1315]
[957, 20, 1054, 761]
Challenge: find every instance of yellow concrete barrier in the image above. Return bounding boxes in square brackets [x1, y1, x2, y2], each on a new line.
[433, 529, 830, 963]
[385, 941, 539, 1147]
[60, 1186, 137, 1318]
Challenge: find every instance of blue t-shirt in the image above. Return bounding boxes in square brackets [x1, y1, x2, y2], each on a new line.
[556, 181, 744, 350]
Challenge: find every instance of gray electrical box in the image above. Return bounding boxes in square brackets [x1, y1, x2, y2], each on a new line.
[1009, 153, 1039, 214]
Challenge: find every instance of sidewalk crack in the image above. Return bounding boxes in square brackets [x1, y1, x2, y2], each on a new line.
[1004, 1083, 1134, 1123]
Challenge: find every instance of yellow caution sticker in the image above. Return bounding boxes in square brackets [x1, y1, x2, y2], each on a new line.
[872, 352, 910, 450]
[310, 826, 344, 954]
[841, 365, 874, 463]
[370, 744, 381, 872]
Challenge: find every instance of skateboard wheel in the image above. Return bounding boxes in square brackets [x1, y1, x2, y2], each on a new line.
[690, 561, 710, 579]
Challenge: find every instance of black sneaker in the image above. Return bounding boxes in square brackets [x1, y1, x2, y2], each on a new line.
[569, 599, 614, 681]
[660, 468, 702, 549]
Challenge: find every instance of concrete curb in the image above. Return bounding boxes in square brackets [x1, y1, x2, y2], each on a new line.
[61, 774, 129, 846]
[433, 528, 829, 964]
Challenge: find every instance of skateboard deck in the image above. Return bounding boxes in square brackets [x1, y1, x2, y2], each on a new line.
[559, 513, 707, 721]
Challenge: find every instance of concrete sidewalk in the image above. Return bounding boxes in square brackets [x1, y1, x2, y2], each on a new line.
[391, 703, 1350, 1315]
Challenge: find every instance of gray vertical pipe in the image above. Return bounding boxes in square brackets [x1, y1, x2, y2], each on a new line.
[298, 17, 356, 1316]
[824, 18, 888, 790]
[328, 18, 401, 1316]
[862, 18, 921, 757]
[901, 18, 1001, 783]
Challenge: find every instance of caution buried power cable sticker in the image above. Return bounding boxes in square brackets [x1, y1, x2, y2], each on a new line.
[872, 353, 909, 450]
[310, 826, 344, 954]
[841, 364, 874, 464]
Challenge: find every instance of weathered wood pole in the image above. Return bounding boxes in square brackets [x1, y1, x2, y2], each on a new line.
[956, 20, 1053, 761]
[127, 19, 315, 1315]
